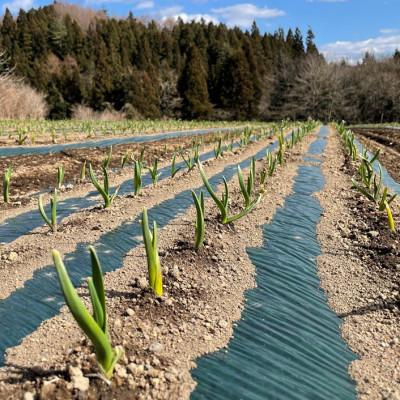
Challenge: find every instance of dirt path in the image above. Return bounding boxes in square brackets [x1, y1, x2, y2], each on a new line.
[316, 127, 400, 399]
[0, 130, 317, 399]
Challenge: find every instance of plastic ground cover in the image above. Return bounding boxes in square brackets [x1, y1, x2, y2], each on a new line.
[0, 134, 282, 365]
[191, 127, 357, 400]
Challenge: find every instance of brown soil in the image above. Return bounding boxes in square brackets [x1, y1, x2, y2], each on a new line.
[0, 125, 239, 147]
[352, 128, 400, 151]
[353, 127, 400, 182]
[0, 130, 317, 399]
[316, 127, 400, 400]
[0, 130, 242, 207]
[0, 131, 280, 300]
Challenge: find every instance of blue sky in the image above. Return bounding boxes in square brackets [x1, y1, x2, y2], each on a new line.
[2, 0, 400, 62]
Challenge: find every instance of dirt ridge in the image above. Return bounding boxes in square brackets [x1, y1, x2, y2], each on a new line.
[316, 127, 400, 400]
[0, 131, 317, 399]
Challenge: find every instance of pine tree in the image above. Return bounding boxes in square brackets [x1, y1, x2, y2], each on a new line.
[1, 9, 17, 53]
[293, 28, 305, 57]
[306, 28, 318, 55]
[178, 46, 212, 119]
[220, 49, 255, 119]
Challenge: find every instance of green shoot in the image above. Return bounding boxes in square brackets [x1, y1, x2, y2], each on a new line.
[352, 168, 397, 232]
[141, 208, 163, 296]
[378, 188, 397, 232]
[89, 164, 119, 208]
[214, 138, 223, 159]
[121, 152, 131, 168]
[383, 201, 395, 232]
[250, 157, 256, 185]
[290, 130, 296, 148]
[57, 166, 65, 190]
[193, 144, 200, 164]
[147, 159, 160, 186]
[102, 146, 113, 170]
[16, 128, 28, 145]
[266, 151, 277, 176]
[171, 153, 181, 178]
[182, 152, 196, 172]
[340, 129, 358, 161]
[259, 169, 267, 193]
[198, 161, 261, 224]
[191, 190, 205, 250]
[277, 133, 285, 165]
[239, 129, 251, 148]
[50, 128, 57, 144]
[139, 148, 145, 166]
[133, 160, 142, 196]
[38, 189, 58, 232]
[237, 164, 254, 207]
[358, 149, 380, 189]
[52, 246, 123, 379]
[80, 160, 87, 182]
[3, 165, 12, 203]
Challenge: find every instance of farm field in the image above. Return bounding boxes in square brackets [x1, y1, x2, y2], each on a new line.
[0, 121, 398, 400]
[0, 0, 399, 397]
[0, 120, 252, 146]
[0, 124, 272, 207]
[352, 125, 400, 182]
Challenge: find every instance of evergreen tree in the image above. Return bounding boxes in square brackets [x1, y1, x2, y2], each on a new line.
[306, 28, 318, 55]
[1, 9, 17, 54]
[219, 49, 255, 119]
[0, 2, 327, 120]
[293, 28, 305, 57]
[178, 46, 212, 119]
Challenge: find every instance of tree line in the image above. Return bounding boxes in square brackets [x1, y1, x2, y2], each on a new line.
[0, 2, 398, 122]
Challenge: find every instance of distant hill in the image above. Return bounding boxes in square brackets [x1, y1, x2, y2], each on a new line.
[0, 2, 399, 122]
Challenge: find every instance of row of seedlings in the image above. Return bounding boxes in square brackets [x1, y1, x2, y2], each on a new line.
[1, 126, 274, 206]
[48, 122, 316, 380]
[337, 123, 397, 232]
[3, 120, 265, 145]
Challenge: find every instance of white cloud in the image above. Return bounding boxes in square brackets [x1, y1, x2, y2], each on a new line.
[322, 34, 400, 63]
[158, 5, 218, 24]
[158, 3, 284, 28]
[136, 0, 154, 9]
[163, 12, 218, 24]
[380, 28, 400, 35]
[2, 0, 33, 13]
[158, 6, 183, 16]
[212, 3, 285, 27]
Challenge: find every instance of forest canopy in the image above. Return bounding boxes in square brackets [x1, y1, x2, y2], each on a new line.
[0, 2, 399, 122]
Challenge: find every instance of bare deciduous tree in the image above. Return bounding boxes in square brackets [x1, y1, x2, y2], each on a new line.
[285, 53, 400, 123]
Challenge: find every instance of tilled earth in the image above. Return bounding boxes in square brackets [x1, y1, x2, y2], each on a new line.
[0, 130, 240, 207]
[0, 131, 315, 399]
[353, 127, 400, 182]
[317, 128, 399, 400]
[0, 127, 398, 399]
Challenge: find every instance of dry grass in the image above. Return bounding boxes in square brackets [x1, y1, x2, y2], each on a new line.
[71, 105, 126, 121]
[0, 52, 48, 119]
